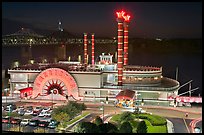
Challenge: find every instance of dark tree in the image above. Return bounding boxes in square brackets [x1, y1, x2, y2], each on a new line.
[137, 121, 147, 133]
[94, 116, 103, 126]
[99, 123, 118, 133]
[119, 121, 133, 133]
[120, 111, 133, 121]
[106, 123, 118, 133]
[74, 122, 99, 133]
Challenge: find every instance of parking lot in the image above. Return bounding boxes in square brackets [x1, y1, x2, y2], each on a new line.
[2, 102, 58, 133]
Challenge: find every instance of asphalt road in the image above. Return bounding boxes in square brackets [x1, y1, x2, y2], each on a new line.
[67, 113, 114, 132]
[66, 113, 98, 132]
[166, 117, 192, 133]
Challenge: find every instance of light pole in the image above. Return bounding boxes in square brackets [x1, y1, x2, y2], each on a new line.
[50, 89, 54, 109]
[101, 101, 104, 122]
[5, 88, 8, 106]
[52, 90, 54, 109]
[8, 104, 11, 130]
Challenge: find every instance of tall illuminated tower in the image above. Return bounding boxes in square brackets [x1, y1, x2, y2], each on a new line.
[91, 33, 95, 65]
[84, 33, 88, 65]
[123, 14, 130, 66]
[58, 21, 63, 31]
[116, 11, 125, 86]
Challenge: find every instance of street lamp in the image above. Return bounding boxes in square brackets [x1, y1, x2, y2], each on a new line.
[5, 88, 8, 105]
[8, 104, 12, 130]
[50, 89, 54, 109]
[100, 101, 104, 122]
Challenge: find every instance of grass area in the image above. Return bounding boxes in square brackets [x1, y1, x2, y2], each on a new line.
[56, 112, 90, 131]
[109, 114, 121, 124]
[110, 112, 168, 133]
[147, 125, 167, 133]
[66, 112, 90, 126]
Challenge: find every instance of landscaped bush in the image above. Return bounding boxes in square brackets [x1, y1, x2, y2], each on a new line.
[120, 111, 134, 122]
[111, 112, 168, 133]
[135, 114, 167, 126]
[129, 120, 140, 133]
[137, 121, 147, 133]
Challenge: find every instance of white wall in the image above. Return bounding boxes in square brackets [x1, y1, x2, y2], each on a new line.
[72, 73, 101, 88]
[10, 73, 28, 82]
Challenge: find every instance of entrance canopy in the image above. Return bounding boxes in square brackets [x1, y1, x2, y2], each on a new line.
[19, 87, 33, 93]
[116, 90, 135, 100]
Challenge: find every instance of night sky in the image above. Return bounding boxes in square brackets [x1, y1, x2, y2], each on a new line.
[2, 2, 202, 38]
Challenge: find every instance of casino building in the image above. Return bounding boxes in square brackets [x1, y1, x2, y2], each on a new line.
[7, 10, 180, 107]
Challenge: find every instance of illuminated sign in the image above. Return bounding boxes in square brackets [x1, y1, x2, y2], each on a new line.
[33, 68, 79, 100]
[168, 96, 202, 103]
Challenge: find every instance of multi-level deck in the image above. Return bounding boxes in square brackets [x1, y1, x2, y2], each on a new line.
[8, 61, 179, 106]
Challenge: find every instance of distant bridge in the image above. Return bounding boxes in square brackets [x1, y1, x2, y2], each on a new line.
[2, 28, 117, 46]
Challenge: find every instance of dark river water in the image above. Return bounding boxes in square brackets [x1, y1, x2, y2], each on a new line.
[2, 45, 202, 96]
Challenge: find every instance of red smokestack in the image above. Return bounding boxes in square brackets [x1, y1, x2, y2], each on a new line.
[84, 33, 88, 64]
[116, 11, 125, 86]
[123, 14, 130, 66]
[91, 33, 95, 65]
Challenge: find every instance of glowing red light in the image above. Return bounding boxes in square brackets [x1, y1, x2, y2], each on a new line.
[123, 14, 131, 22]
[116, 11, 126, 19]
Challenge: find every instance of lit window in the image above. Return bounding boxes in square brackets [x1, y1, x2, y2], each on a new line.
[138, 77, 142, 80]
[154, 77, 158, 80]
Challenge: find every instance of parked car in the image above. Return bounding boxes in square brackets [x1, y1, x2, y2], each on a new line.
[32, 110, 41, 116]
[7, 104, 17, 110]
[20, 119, 30, 126]
[17, 106, 24, 111]
[44, 111, 52, 117]
[2, 117, 15, 124]
[38, 111, 46, 117]
[194, 127, 201, 133]
[26, 106, 33, 110]
[11, 117, 22, 124]
[2, 116, 11, 123]
[34, 106, 43, 111]
[29, 119, 39, 126]
[41, 107, 51, 113]
[48, 120, 60, 129]
[18, 109, 25, 116]
[38, 120, 49, 127]
[24, 109, 33, 115]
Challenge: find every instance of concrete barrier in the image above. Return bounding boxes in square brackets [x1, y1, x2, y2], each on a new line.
[166, 119, 174, 133]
